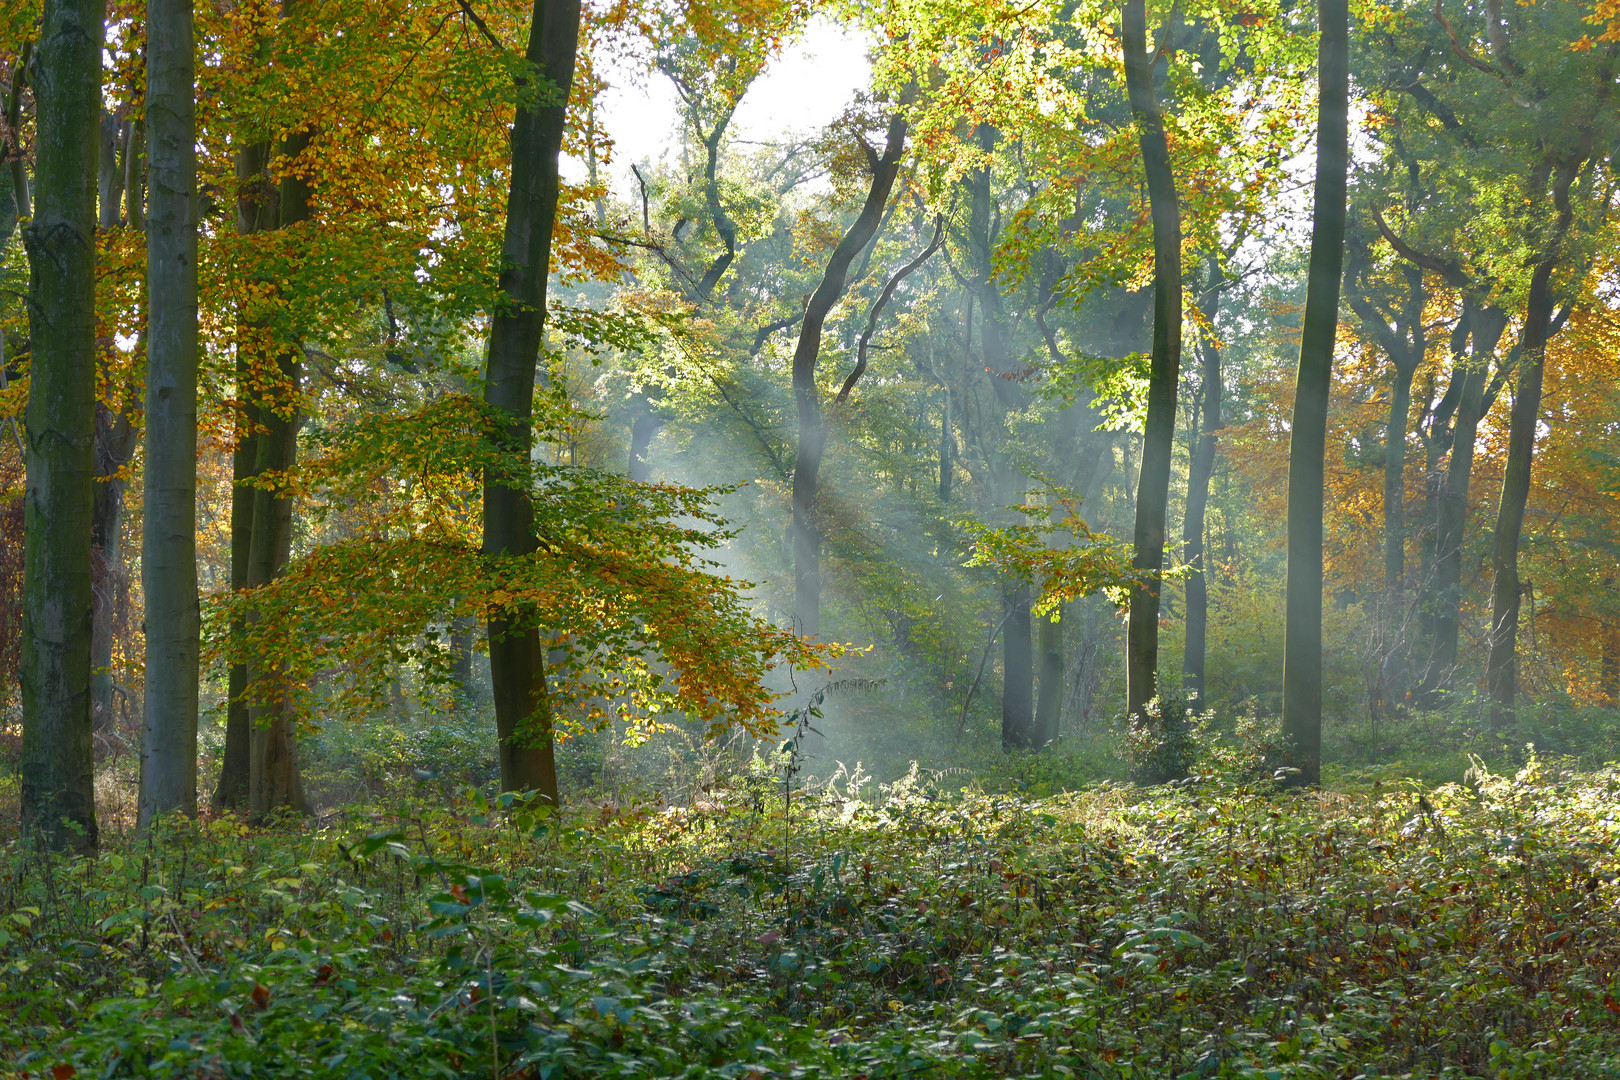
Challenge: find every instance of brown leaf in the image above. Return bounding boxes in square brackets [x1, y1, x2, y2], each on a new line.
[52, 1065, 76, 1080]
[251, 983, 271, 1011]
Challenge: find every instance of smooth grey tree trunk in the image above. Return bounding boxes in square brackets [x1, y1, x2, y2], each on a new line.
[1280, 0, 1349, 788]
[1121, 0, 1184, 755]
[90, 403, 135, 739]
[21, 0, 104, 852]
[1182, 257, 1225, 704]
[138, 0, 201, 825]
[483, 0, 582, 803]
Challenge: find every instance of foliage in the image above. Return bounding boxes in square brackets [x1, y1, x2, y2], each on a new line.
[213, 391, 843, 737]
[11, 744, 1620, 1076]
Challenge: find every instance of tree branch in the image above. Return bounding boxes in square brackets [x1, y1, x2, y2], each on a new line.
[835, 213, 945, 404]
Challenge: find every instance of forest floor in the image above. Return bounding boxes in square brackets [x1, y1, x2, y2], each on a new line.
[4, 739, 1620, 1079]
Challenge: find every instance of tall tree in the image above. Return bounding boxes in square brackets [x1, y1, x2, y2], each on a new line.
[21, 0, 104, 851]
[1120, 0, 1183, 739]
[245, 123, 311, 820]
[483, 0, 582, 802]
[1486, 155, 1585, 726]
[212, 134, 275, 809]
[1280, 0, 1348, 787]
[789, 115, 906, 638]
[1181, 255, 1226, 704]
[138, 0, 200, 824]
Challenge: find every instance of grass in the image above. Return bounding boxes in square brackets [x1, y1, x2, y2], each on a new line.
[4, 732, 1620, 1079]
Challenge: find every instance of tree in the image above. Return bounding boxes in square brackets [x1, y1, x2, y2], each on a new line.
[138, 0, 201, 825]
[21, 0, 102, 851]
[1280, 0, 1348, 787]
[482, 0, 582, 803]
[1182, 254, 1228, 704]
[790, 114, 907, 639]
[1121, 0, 1184, 742]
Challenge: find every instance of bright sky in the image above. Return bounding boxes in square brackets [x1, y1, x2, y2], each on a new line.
[564, 16, 874, 197]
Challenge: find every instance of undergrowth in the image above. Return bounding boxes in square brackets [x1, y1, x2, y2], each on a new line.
[3, 750, 1620, 1078]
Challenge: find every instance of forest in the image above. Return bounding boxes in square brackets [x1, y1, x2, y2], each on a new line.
[3, 0, 1620, 1074]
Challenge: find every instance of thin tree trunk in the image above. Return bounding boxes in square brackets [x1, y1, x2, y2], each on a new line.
[938, 390, 953, 502]
[4, 41, 33, 225]
[1280, 0, 1348, 788]
[213, 138, 273, 809]
[1182, 258, 1225, 704]
[1121, 0, 1184, 745]
[451, 615, 477, 694]
[97, 112, 123, 228]
[1420, 306, 1505, 699]
[1383, 361, 1416, 594]
[483, 0, 581, 803]
[90, 404, 135, 738]
[139, 0, 200, 824]
[1486, 256, 1561, 727]
[21, 0, 103, 853]
[1034, 609, 1063, 746]
[790, 116, 906, 638]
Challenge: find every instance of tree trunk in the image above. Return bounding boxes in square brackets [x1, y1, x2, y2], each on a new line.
[1182, 258, 1225, 704]
[938, 390, 952, 502]
[789, 116, 906, 638]
[1001, 581, 1035, 748]
[628, 408, 662, 482]
[138, 0, 200, 825]
[90, 404, 135, 740]
[21, 0, 104, 853]
[213, 137, 273, 809]
[451, 615, 477, 694]
[97, 112, 124, 228]
[1280, 0, 1348, 788]
[483, 0, 581, 803]
[244, 340, 304, 819]
[1420, 305, 1505, 699]
[246, 124, 313, 822]
[1485, 260, 1560, 728]
[1121, 0, 1184, 736]
[1034, 608, 1063, 746]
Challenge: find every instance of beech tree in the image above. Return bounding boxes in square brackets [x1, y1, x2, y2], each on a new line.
[1280, 0, 1349, 787]
[137, 0, 201, 824]
[20, 0, 102, 851]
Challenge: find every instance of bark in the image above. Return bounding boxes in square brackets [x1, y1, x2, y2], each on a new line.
[1486, 166, 1578, 726]
[97, 112, 123, 228]
[1001, 582, 1035, 748]
[1419, 305, 1505, 699]
[246, 125, 313, 822]
[789, 116, 906, 638]
[1121, 0, 1184, 739]
[627, 409, 662, 481]
[138, 0, 200, 825]
[1182, 257, 1225, 704]
[1280, 0, 1348, 788]
[90, 403, 135, 738]
[213, 137, 273, 808]
[451, 615, 477, 693]
[3, 42, 32, 224]
[21, 0, 104, 853]
[1035, 611, 1063, 746]
[483, 0, 581, 803]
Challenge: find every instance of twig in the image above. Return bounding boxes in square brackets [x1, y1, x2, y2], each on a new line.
[954, 609, 1014, 746]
